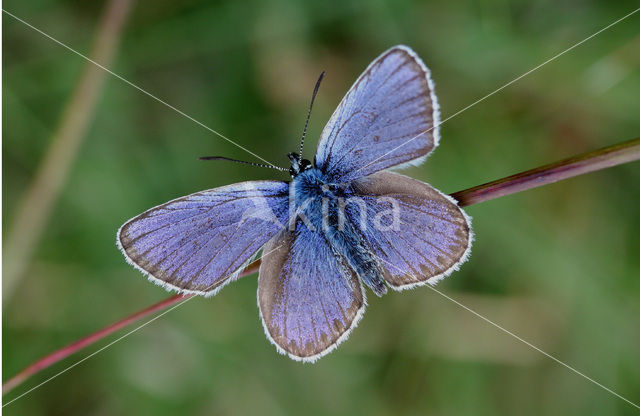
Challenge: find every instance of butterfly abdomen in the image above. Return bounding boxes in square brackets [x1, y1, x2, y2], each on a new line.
[324, 218, 387, 297]
[290, 169, 387, 296]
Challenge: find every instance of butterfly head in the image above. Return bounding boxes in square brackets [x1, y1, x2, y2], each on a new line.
[287, 152, 312, 177]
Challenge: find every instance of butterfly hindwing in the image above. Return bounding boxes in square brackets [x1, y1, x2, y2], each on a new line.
[258, 223, 365, 362]
[118, 181, 289, 295]
[315, 45, 440, 183]
[350, 172, 472, 288]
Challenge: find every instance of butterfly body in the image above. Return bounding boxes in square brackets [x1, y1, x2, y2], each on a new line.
[290, 166, 388, 296]
[118, 45, 472, 362]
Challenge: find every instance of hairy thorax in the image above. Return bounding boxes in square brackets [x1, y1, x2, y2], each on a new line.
[289, 168, 387, 295]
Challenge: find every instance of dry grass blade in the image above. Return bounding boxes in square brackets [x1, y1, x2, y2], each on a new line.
[2, 0, 134, 302]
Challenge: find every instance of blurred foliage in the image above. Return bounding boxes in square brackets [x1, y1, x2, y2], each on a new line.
[3, 0, 640, 414]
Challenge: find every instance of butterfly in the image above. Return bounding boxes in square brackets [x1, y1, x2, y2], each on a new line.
[117, 45, 472, 362]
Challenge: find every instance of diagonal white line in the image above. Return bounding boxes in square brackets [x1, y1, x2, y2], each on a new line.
[2, 297, 194, 408]
[2, 243, 284, 407]
[356, 7, 640, 175]
[424, 284, 640, 410]
[2, 8, 283, 169]
[372, 253, 640, 410]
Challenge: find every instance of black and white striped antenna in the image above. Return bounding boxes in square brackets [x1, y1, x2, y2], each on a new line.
[298, 71, 325, 162]
[198, 156, 288, 172]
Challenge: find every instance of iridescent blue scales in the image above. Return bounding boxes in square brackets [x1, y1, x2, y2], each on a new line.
[118, 181, 290, 295]
[118, 45, 472, 362]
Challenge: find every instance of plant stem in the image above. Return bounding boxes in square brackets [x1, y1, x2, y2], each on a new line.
[1, 261, 261, 395]
[1, 295, 182, 395]
[3, 136, 639, 395]
[451, 137, 640, 207]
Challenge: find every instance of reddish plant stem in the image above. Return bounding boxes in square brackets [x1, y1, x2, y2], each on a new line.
[2, 294, 184, 394]
[1, 261, 261, 395]
[451, 137, 640, 207]
[3, 137, 640, 395]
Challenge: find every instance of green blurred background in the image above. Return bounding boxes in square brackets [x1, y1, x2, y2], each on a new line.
[3, 0, 640, 414]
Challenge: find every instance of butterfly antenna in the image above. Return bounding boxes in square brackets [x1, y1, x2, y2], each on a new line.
[199, 156, 288, 172]
[298, 71, 326, 162]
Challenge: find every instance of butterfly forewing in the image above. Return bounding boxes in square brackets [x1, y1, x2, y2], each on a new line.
[258, 223, 365, 362]
[350, 172, 472, 288]
[118, 181, 289, 295]
[314, 45, 440, 183]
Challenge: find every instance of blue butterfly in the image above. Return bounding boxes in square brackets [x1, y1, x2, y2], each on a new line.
[118, 45, 472, 362]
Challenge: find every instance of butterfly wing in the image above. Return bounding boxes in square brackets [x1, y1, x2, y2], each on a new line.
[351, 172, 472, 288]
[315, 45, 440, 183]
[118, 181, 289, 296]
[258, 223, 365, 362]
